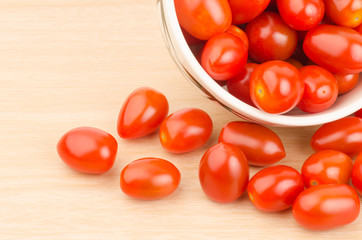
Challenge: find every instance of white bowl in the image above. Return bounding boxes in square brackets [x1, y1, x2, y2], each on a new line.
[157, 0, 362, 127]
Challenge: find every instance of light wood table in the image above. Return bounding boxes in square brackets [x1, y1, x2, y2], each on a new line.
[0, 1, 360, 239]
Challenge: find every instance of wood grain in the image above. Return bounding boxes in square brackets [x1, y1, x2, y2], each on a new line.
[0, 1, 360, 239]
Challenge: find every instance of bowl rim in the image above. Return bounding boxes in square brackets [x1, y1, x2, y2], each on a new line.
[158, 0, 362, 127]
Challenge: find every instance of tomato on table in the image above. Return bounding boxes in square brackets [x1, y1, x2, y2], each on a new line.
[199, 142, 249, 203]
[201, 32, 248, 81]
[120, 158, 181, 200]
[159, 108, 213, 153]
[227, 63, 259, 106]
[311, 117, 362, 156]
[245, 12, 298, 63]
[352, 152, 362, 195]
[218, 121, 285, 166]
[117, 87, 169, 139]
[229, 0, 271, 24]
[247, 165, 305, 212]
[174, 0, 232, 40]
[335, 73, 360, 95]
[301, 150, 353, 187]
[249, 60, 304, 114]
[292, 184, 360, 230]
[297, 65, 338, 113]
[57, 127, 118, 174]
[303, 25, 362, 74]
[277, 0, 325, 31]
[324, 0, 362, 28]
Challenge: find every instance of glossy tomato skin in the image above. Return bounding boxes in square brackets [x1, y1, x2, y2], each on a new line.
[218, 121, 286, 166]
[120, 158, 180, 200]
[277, 0, 324, 31]
[352, 152, 362, 195]
[229, 0, 271, 24]
[356, 109, 362, 118]
[324, 0, 362, 28]
[246, 12, 298, 63]
[174, 0, 231, 40]
[303, 25, 362, 74]
[292, 184, 360, 230]
[311, 117, 362, 156]
[159, 108, 213, 153]
[226, 25, 249, 50]
[297, 65, 338, 113]
[335, 73, 360, 95]
[247, 165, 305, 212]
[117, 87, 169, 139]
[301, 150, 353, 187]
[227, 63, 259, 106]
[57, 127, 118, 174]
[250, 60, 304, 114]
[199, 143, 249, 203]
[201, 32, 248, 81]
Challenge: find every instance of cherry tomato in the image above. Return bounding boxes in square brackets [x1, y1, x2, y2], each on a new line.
[277, 0, 324, 31]
[159, 108, 213, 153]
[245, 12, 298, 63]
[285, 58, 303, 69]
[174, 0, 231, 40]
[311, 117, 362, 156]
[229, 0, 271, 24]
[120, 158, 180, 200]
[303, 25, 362, 74]
[292, 184, 360, 230]
[201, 32, 248, 81]
[117, 87, 169, 139]
[247, 165, 305, 212]
[250, 60, 304, 114]
[335, 73, 360, 95]
[324, 0, 362, 28]
[218, 121, 285, 166]
[199, 142, 249, 203]
[352, 152, 362, 195]
[301, 150, 353, 187]
[355, 109, 362, 118]
[227, 63, 259, 106]
[226, 25, 249, 50]
[57, 127, 118, 174]
[297, 65, 338, 113]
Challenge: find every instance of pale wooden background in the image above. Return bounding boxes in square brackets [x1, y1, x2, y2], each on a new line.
[0, 1, 360, 239]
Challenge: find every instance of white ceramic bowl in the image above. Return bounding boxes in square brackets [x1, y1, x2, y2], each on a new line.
[157, 0, 362, 127]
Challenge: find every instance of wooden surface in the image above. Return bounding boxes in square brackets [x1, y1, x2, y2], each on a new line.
[0, 1, 360, 239]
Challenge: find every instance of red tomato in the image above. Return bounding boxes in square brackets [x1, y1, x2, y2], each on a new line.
[250, 60, 304, 114]
[229, 0, 271, 24]
[301, 150, 353, 187]
[174, 0, 231, 40]
[352, 152, 362, 195]
[335, 73, 360, 95]
[57, 127, 118, 174]
[227, 63, 259, 106]
[218, 121, 286, 166]
[292, 184, 360, 230]
[120, 158, 180, 200]
[117, 87, 169, 139]
[226, 25, 249, 50]
[285, 58, 303, 69]
[324, 0, 362, 28]
[277, 0, 324, 31]
[355, 109, 362, 118]
[247, 165, 305, 212]
[303, 25, 362, 74]
[245, 12, 298, 63]
[355, 24, 362, 34]
[311, 117, 362, 156]
[199, 142, 249, 203]
[159, 108, 213, 153]
[297, 65, 338, 113]
[201, 32, 248, 81]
